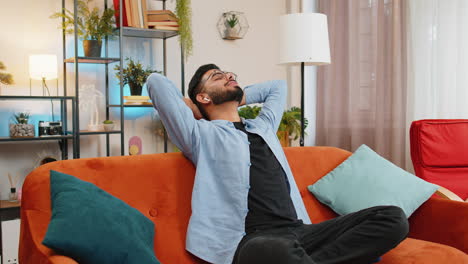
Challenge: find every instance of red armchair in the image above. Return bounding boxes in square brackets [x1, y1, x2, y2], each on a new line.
[410, 119, 468, 201]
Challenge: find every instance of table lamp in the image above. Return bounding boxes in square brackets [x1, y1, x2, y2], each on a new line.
[29, 54, 58, 96]
[279, 13, 331, 146]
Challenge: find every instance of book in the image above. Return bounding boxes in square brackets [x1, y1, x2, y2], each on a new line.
[147, 14, 178, 22]
[147, 21, 179, 26]
[124, 101, 153, 105]
[131, 0, 141, 28]
[113, 0, 128, 27]
[137, 0, 144, 28]
[147, 10, 176, 15]
[146, 10, 178, 22]
[125, 0, 133, 27]
[124, 96, 151, 104]
[141, 0, 148, 28]
[148, 25, 179, 31]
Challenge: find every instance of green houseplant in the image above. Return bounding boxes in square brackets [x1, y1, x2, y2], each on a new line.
[50, 0, 115, 57]
[0, 61, 14, 86]
[114, 58, 161, 96]
[10, 112, 34, 138]
[224, 13, 239, 38]
[175, 0, 193, 60]
[238, 106, 308, 147]
[102, 120, 114, 131]
[226, 13, 239, 28]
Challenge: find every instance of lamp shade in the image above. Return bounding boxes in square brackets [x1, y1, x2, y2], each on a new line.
[29, 54, 58, 80]
[279, 13, 331, 65]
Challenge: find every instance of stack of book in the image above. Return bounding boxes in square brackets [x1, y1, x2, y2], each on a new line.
[113, 0, 178, 30]
[124, 96, 152, 105]
[147, 10, 179, 31]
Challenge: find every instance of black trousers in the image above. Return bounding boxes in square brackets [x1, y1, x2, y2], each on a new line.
[232, 206, 409, 264]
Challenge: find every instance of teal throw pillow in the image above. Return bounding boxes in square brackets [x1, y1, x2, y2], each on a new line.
[42, 170, 160, 264]
[308, 145, 438, 218]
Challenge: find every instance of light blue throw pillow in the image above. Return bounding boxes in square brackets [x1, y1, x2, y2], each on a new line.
[308, 145, 438, 218]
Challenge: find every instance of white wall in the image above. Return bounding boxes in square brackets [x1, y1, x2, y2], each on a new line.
[0, 0, 290, 200]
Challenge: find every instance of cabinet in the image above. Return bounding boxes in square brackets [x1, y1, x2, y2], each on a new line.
[64, 0, 184, 157]
[0, 200, 20, 264]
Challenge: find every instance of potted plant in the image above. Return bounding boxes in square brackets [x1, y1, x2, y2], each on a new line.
[10, 112, 35, 138]
[0, 61, 14, 86]
[238, 106, 308, 147]
[50, 0, 115, 57]
[277, 107, 308, 147]
[224, 13, 239, 39]
[102, 120, 114, 131]
[175, 0, 193, 60]
[114, 58, 161, 96]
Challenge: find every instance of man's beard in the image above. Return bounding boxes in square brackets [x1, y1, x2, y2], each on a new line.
[210, 86, 244, 105]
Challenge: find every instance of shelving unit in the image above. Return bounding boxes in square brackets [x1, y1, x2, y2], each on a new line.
[0, 96, 77, 159]
[63, 0, 184, 158]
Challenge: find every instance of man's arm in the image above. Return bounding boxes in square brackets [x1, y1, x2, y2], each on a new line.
[243, 80, 287, 131]
[146, 73, 198, 155]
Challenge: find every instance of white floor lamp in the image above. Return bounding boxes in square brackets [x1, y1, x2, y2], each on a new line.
[279, 13, 331, 146]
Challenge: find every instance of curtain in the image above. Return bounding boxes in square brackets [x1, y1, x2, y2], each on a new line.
[407, 0, 468, 120]
[316, 0, 408, 168]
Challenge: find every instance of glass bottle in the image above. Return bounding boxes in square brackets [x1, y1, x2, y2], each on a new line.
[9, 187, 18, 202]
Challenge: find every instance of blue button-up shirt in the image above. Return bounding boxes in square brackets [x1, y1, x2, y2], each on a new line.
[147, 73, 311, 264]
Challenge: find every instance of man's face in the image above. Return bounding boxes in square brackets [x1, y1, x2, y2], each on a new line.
[199, 69, 244, 105]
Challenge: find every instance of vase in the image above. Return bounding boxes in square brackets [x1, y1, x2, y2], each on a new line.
[9, 124, 35, 138]
[129, 82, 143, 96]
[83, 40, 102, 57]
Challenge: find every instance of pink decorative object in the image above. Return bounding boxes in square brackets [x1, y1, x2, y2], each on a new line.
[129, 136, 142, 155]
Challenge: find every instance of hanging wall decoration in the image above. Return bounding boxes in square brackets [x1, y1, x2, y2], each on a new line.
[217, 11, 249, 40]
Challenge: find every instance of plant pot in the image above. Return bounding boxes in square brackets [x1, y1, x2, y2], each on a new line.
[129, 82, 143, 96]
[224, 27, 240, 39]
[83, 40, 102, 57]
[10, 124, 35, 138]
[277, 131, 290, 148]
[103, 123, 114, 131]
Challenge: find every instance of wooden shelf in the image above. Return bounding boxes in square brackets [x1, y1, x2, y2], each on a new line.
[109, 104, 154, 108]
[0, 96, 74, 100]
[79, 130, 122, 135]
[65, 57, 120, 64]
[0, 200, 20, 209]
[121, 27, 179, 39]
[0, 135, 73, 142]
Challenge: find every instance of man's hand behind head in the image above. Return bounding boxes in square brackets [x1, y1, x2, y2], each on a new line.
[184, 97, 204, 120]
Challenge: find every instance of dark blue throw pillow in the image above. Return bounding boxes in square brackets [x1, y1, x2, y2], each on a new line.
[42, 170, 160, 264]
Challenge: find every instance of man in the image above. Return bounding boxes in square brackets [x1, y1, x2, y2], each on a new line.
[147, 64, 408, 264]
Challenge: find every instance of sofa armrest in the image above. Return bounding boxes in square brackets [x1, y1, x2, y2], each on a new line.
[19, 209, 78, 264]
[408, 197, 468, 253]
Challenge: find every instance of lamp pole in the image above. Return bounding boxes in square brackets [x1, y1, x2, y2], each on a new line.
[300, 62, 305, 147]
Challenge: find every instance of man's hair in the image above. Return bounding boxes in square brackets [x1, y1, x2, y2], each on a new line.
[188, 64, 220, 120]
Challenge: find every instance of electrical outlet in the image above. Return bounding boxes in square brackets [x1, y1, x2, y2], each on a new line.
[5, 257, 18, 264]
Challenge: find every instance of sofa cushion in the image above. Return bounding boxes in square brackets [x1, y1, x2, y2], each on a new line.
[308, 145, 438, 217]
[42, 170, 160, 264]
[380, 238, 468, 263]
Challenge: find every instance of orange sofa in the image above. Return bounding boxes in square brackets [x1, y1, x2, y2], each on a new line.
[19, 147, 468, 264]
